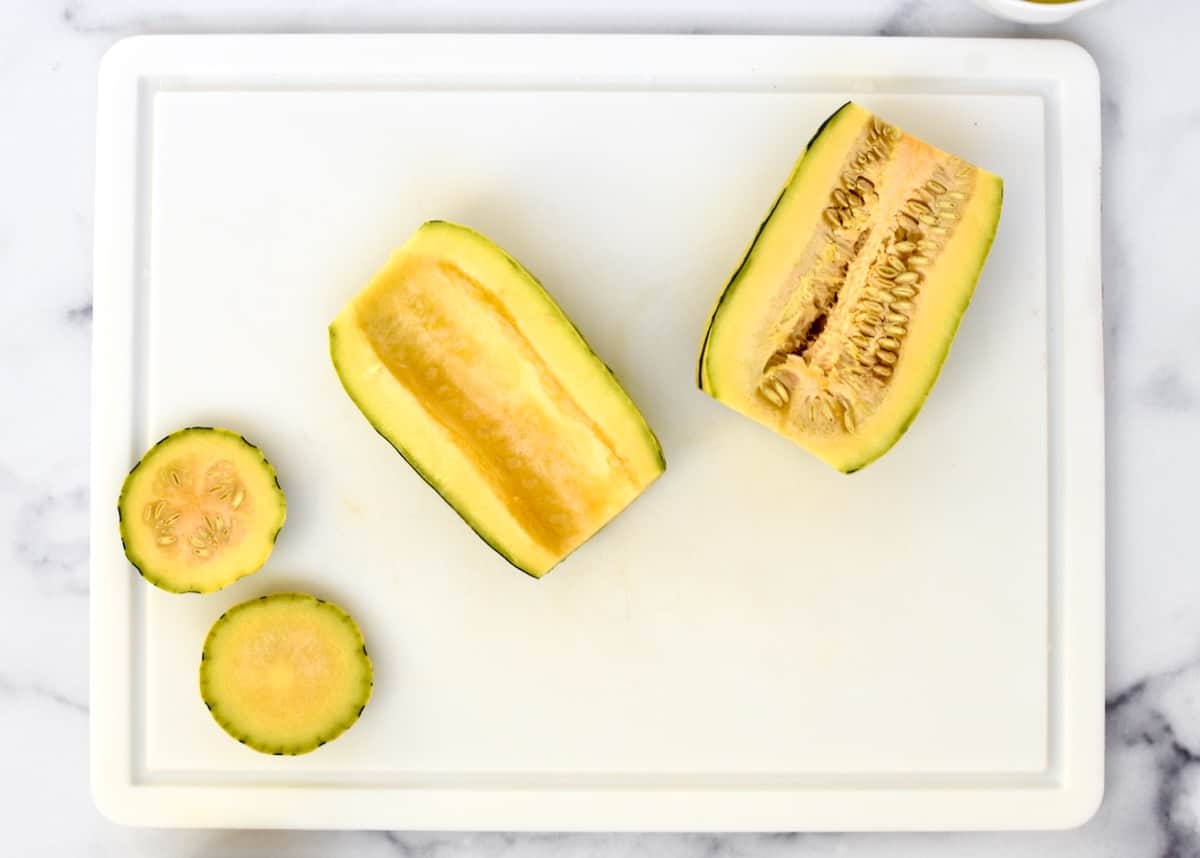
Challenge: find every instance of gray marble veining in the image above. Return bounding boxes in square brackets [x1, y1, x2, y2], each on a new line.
[3, 0, 1199, 855]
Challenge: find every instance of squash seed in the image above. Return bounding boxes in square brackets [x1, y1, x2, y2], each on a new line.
[761, 385, 784, 408]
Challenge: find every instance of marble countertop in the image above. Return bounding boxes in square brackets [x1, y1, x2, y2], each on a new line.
[2, 0, 1196, 854]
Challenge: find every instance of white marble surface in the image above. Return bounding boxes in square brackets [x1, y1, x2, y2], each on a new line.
[1, 0, 1196, 854]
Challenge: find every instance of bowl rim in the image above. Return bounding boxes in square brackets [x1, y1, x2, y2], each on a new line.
[979, 0, 1109, 18]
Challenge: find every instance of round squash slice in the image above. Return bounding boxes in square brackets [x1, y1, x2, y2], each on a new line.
[118, 427, 286, 593]
[200, 593, 373, 755]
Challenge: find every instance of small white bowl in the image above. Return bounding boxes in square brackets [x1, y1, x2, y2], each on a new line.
[972, 0, 1108, 23]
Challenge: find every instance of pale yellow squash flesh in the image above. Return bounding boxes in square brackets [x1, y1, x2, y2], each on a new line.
[330, 221, 664, 577]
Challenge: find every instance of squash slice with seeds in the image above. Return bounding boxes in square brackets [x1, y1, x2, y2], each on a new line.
[118, 427, 286, 593]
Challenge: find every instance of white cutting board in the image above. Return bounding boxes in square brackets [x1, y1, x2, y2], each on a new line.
[90, 34, 1104, 831]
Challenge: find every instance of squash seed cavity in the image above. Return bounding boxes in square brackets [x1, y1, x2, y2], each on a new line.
[755, 116, 977, 436]
[136, 451, 260, 571]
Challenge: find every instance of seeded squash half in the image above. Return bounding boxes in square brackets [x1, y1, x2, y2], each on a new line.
[330, 221, 665, 578]
[699, 102, 1003, 472]
[200, 593, 373, 755]
[118, 427, 286, 593]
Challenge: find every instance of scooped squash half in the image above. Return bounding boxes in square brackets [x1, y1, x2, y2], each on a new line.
[118, 427, 286, 593]
[330, 221, 665, 578]
[699, 102, 1003, 472]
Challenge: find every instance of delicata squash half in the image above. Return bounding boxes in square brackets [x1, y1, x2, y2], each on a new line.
[699, 102, 1003, 473]
[330, 221, 665, 578]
